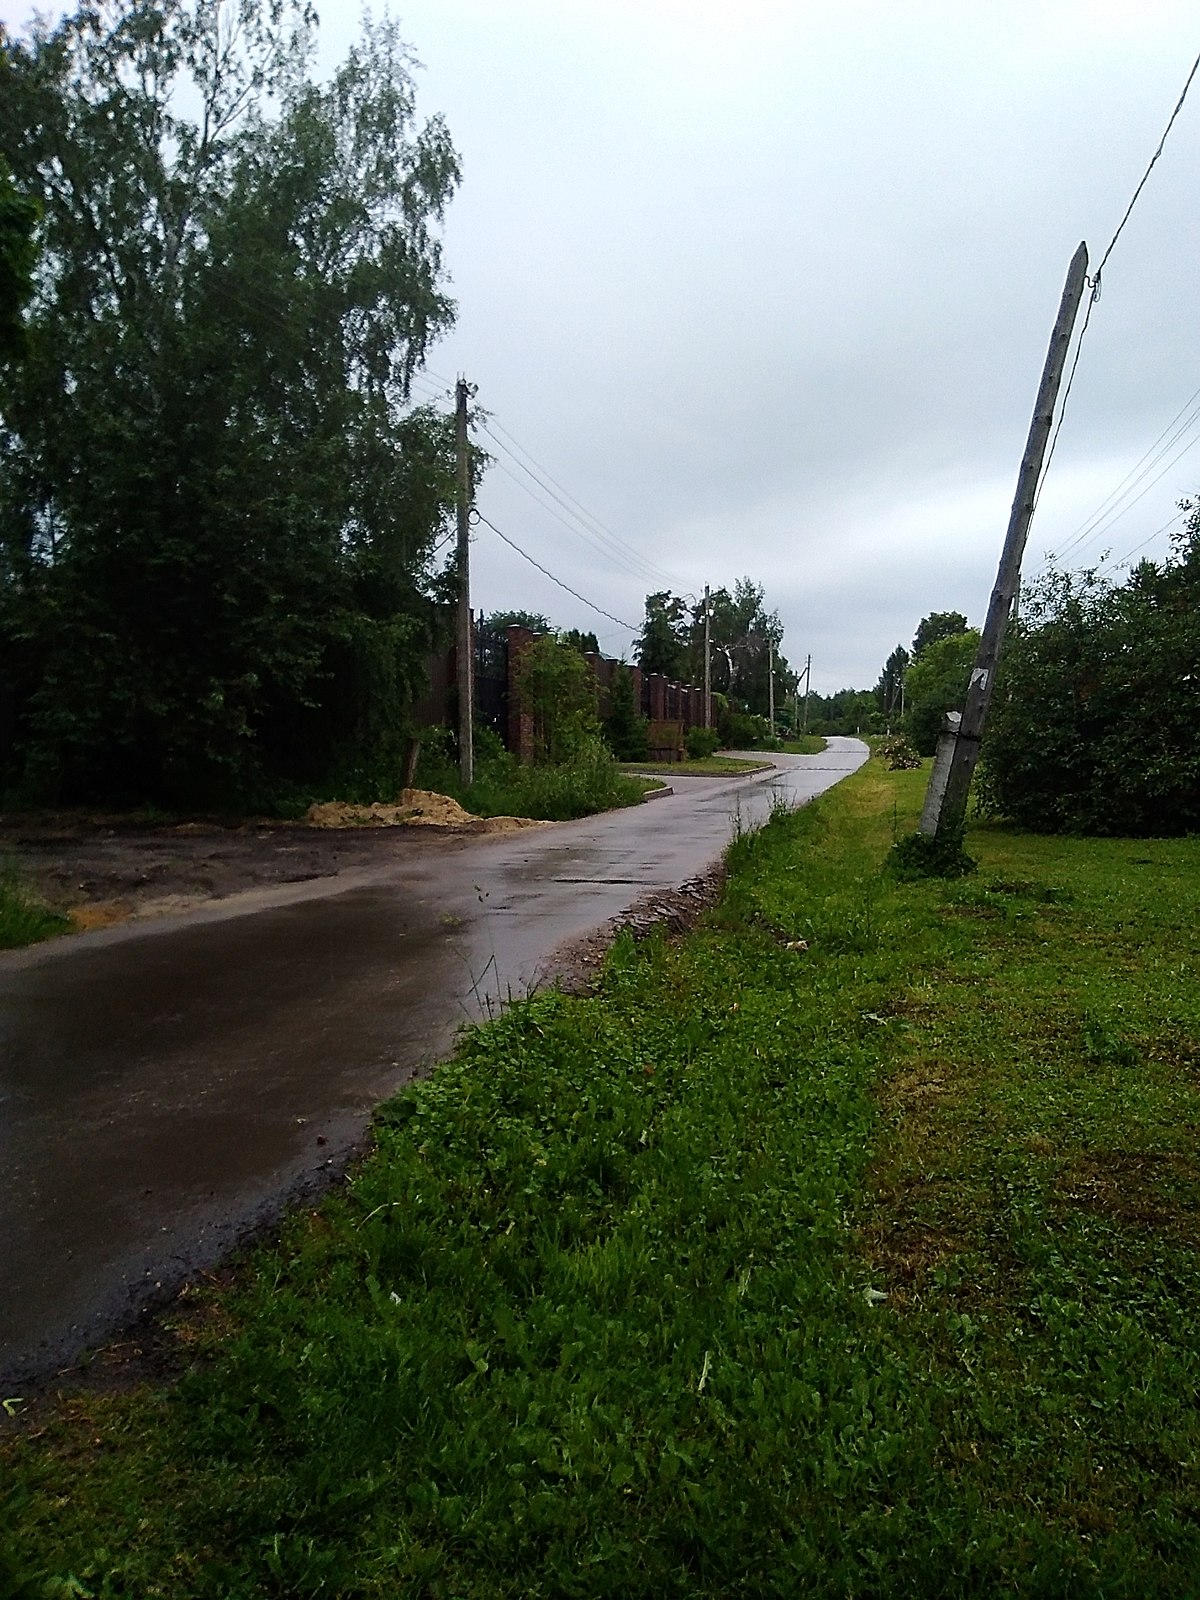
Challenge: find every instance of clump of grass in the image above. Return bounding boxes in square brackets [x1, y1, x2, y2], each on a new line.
[0, 866, 70, 949]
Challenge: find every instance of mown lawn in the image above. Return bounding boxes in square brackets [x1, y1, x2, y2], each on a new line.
[4, 759, 1200, 1597]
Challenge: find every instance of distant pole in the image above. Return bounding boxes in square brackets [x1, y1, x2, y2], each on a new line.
[703, 584, 712, 728]
[802, 653, 811, 732]
[768, 636, 775, 733]
[924, 241, 1089, 840]
[455, 377, 475, 787]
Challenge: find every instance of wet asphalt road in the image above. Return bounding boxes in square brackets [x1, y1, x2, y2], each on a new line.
[0, 740, 867, 1384]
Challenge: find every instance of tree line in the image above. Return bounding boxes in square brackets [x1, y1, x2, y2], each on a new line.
[1, 0, 465, 808]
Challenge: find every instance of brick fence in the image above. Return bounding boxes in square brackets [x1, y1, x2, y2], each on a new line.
[416, 621, 707, 763]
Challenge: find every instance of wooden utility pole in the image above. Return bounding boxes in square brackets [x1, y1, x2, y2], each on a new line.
[703, 584, 712, 728]
[801, 653, 811, 732]
[455, 377, 475, 788]
[923, 241, 1089, 840]
[767, 635, 775, 733]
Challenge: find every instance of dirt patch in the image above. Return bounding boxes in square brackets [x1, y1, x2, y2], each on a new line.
[1056, 1149, 1200, 1245]
[539, 866, 727, 994]
[0, 810, 476, 932]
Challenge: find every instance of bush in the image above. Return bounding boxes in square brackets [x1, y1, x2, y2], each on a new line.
[685, 726, 720, 760]
[603, 664, 650, 761]
[979, 527, 1200, 835]
[878, 734, 922, 770]
[467, 735, 645, 821]
[719, 709, 773, 749]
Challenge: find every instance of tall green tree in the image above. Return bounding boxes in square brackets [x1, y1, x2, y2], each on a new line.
[635, 590, 690, 679]
[0, 155, 39, 364]
[912, 611, 968, 658]
[904, 629, 980, 754]
[874, 643, 909, 721]
[0, 0, 463, 804]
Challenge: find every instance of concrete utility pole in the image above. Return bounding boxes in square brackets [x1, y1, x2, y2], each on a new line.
[703, 584, 712, 728]
[768, 635, 775, 734]
[801, 653, 811, 732]
[455, 377, 475, 788]
[922, 241, 1089, 841]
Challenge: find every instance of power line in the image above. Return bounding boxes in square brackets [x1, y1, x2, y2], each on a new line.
[1097, 509, 1184, 571]
[1033, 44, 1200, 510]
[1045, 398, 1200, 567]
[480, 417, 683, 589]
[487, 455, 672, 590]
[474, 512, 639, 631]
[1092, 46, 1200, 289]
[1052, 380, 1200, 556]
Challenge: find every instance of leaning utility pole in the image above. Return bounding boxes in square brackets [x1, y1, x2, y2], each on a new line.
[703, 584, 712, 728]
[922, 241, 1089, 840]
[455, 377, 475, 788]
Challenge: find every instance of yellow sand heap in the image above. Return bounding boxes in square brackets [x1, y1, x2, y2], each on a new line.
[303, 789, 545, 833]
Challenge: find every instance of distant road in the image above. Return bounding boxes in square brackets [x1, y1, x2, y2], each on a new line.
[0, 739, 868, 1384]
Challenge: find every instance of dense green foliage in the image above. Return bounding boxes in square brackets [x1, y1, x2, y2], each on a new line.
[413, 723, 648, 823]
[0, 154, 39, 364]
[903, 628, 981, 755]
[513, 633, 602, 765]
[0, 1, 464, 808]
[684, 725, 719, 759]
[910, 610, 967, 658]
[634, 580, 795, 726]
[9, 763, 1200, 1594]
[873, 642, 909, 725]
[980, 520, 1200, 834]
[603, 663, 650, 761]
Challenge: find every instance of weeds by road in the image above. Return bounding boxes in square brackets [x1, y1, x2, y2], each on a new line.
[0, 864, 69, 950]
[617, 756, 770, 776]
[5, 760, 1200, 1595]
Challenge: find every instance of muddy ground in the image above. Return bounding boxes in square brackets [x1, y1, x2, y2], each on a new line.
[0, 804, 532, 932]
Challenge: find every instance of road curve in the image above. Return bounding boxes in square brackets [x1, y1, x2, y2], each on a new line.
[0, 739, 867, 1384]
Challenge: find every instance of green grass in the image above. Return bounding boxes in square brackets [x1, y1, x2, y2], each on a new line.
[5, 760, 1200, 1595]
[778, 734, 826, 754]
[0, 865, 70, 950]
[617, 756, 771, 775]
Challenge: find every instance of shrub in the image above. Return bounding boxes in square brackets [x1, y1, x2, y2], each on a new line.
[685, 726, 720, 760]
[603, 664, 650, 761]
[878, 734, 922, 770]
[979, 526, 1200, 835]
[719, 709, 773, 749]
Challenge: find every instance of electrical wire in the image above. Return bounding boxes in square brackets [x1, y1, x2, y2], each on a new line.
[1092, 46, 1200, 291]
[1045, 400, 1200, 567]
[480, 417, 683, 589]
[1096, 508, 1183, 571]
[1032, 44, 1200, 515]
[474, 512, 639, 631]
[1051, 380, 1200, 557]
[486, 455, 672, 591]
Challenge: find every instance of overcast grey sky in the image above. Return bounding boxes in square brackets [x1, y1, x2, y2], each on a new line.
[6, 0, 1200, 691]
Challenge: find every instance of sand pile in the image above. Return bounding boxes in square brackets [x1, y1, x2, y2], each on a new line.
[303, 789, 546, 833]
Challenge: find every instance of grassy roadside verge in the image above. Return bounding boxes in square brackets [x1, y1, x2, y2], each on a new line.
[5, 760, 1200, 1595]
[0, 865, 70, 951]
[617, 756, 770, 776]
